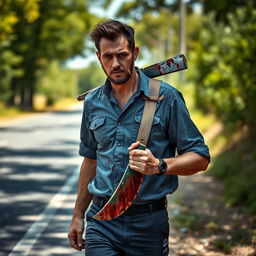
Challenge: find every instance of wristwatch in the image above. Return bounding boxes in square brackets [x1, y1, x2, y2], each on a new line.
[158, 158, 168, 175]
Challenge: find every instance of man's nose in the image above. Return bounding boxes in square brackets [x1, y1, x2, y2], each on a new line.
[112, 56, 120, 69]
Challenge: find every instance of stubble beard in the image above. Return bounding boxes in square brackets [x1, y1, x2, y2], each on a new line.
[103, 56, 135, 85]
[109, 72, 131, 85]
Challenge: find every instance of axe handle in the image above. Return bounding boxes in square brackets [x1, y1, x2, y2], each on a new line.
[77, 54, 187, 101]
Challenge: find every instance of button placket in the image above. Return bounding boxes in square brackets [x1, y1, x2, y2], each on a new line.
[113, 116, 125, 186]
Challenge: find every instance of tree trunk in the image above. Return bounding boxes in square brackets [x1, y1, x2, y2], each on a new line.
[19, 59, 36, 111]
[20, 70, 36, 111]
[7, 78, 17, 106]
[20, 82, 35, 111]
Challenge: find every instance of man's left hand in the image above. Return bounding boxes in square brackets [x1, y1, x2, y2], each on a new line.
[128, 141, 160, 175]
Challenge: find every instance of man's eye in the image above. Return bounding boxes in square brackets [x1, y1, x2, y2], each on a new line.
[104, 54, 112, 59]
[118, 53, 129, 59]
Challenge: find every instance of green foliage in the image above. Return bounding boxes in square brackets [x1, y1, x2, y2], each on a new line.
[191, 2, 256, 132]
[205, 221, 221, 233]
[202, 0, 256, 23]
[37, 61, 78, 106]
[132, 10, 179, 61]
[115, 0, 196, 20]
[0, 44, 23, 101]
[0, 0, 94, 109]
[78, 62, 105, 93]
[0, 0, 40, 105]
[38, 0, 92, 61]
[172, 210, 203, 232]
[0, 0, 40, 42]
[209, 135, 256, 214]
[127, 10, 202, 66]
[213, 238, 232, 254]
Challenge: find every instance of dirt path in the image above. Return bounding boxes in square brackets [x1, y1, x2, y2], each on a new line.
[167, 173, 256, 256]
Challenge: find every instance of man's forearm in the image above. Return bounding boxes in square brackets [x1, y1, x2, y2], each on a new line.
[164, 152, 209, 176]
[72, 158, 96, 219]
[129, 141, 209, 176]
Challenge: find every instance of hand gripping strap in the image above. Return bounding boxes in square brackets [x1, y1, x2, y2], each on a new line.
[136, 79, 161, 145]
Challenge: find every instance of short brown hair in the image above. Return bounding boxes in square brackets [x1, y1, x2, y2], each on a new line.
[90, 19, 135, 52]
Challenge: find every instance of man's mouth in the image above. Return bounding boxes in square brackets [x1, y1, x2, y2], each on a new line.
[111, 70, 124, 74]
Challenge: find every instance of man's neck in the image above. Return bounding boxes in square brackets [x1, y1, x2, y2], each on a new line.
[111, 70, 139, 98]
[111, 69, 139, 109]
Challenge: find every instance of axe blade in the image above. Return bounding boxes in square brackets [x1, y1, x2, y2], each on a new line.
[93, 144, 146, 221]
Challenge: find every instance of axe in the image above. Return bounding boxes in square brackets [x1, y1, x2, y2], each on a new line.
[77, 54, 187, 101]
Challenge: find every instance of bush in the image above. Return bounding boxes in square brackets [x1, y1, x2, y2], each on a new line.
[190, 2, 256, 134]
[37, 61, 78, 106]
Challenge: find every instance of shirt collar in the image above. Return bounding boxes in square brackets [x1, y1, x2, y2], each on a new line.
[136, 67, 150, 98]
[102, 67, 151, 98]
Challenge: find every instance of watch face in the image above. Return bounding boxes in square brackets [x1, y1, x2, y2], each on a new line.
[159, 159, 167, 174]
[161, 160, 167, 170]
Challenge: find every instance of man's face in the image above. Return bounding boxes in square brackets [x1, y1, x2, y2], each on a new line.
[96, 35, 138, 85]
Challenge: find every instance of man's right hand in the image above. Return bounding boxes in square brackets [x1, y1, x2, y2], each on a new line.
[68, 217, 85, 251]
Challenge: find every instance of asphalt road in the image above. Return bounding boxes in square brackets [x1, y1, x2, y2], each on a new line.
[0, 105, 85, 256]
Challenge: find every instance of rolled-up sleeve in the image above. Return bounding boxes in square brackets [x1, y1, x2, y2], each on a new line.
[79, 100, 97, 159]
[168, 91, 210, 160]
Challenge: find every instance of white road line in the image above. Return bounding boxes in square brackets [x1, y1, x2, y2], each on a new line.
[9, 166, 80, 256]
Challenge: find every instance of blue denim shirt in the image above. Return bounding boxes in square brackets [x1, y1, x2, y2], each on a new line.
[79, 68, 210, 203]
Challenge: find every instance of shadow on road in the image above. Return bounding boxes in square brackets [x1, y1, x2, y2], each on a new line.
[0, 140, 80, 255]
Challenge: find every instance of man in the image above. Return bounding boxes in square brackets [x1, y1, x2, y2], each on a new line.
[68, 19, 210, 256]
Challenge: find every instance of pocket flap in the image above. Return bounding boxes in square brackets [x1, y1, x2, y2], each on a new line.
[135, 115, 160, 125]
[89, 117, 106, 130]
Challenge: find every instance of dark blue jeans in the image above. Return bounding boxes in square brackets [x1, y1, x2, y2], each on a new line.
[85, 203, 169, 256]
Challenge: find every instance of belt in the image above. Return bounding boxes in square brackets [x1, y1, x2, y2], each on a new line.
[92, 196, 167, 216]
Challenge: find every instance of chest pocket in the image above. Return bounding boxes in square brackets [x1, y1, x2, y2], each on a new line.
[134, 114, 165, 143]
[135, 115, 161, 126]
[89, 117, 107, 147]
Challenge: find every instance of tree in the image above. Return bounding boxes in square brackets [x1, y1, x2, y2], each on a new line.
[1, 0, 94, 110]
[0, 0, 40, 43]
[37, 61, 78, 106]
[0, 0, 40, 104]
[201, 0, 254, 23]
[78, 62, 105, 93]
[191, 1, 256, 133]
[114, 0, 255, 23]
[132, 10, 179, 62]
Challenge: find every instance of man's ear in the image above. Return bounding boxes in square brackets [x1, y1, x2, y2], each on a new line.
[134, 47, 139, 60]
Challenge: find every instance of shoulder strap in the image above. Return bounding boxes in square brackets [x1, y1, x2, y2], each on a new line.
[136, 79, 161, 146]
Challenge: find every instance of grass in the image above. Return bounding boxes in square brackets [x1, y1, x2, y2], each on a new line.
[209, 134, 256, 214]
[0, 103, 30, 122]
[171, 198, 222, 235]
[172, 209, 205, 232]
[213, 238, 232, 254]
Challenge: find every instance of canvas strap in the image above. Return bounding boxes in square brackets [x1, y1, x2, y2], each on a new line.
[136, 79, 162, 145]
